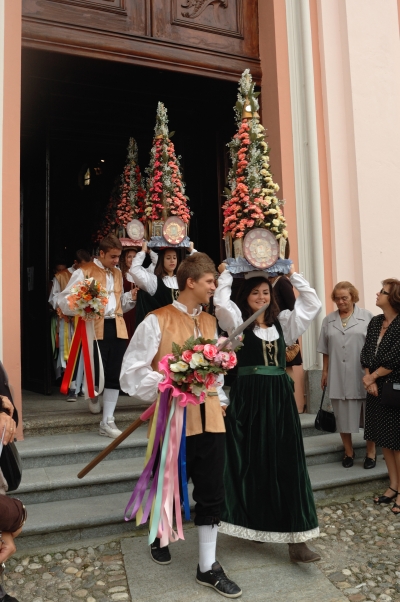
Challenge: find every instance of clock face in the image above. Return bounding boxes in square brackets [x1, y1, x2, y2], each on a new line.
[126, 219, 144, 241]
[243, 228, 279, 269]
[163, 216, 186, 245]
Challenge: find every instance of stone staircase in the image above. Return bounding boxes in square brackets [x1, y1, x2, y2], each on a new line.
[13, 411, 388, 550]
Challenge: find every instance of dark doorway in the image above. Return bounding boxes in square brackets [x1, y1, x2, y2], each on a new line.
[21, 49, 237, 394]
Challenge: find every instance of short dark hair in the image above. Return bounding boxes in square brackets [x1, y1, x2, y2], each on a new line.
[236, 276, 280, 328]
[382, 278, 400, 313]
[75, 249, 91, 264]
[176, 253, 216, 291]
[99, 234, 122, 253]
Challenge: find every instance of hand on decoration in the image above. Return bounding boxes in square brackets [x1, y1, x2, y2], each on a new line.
[131, 286, 139, 301]
[141, 240, 148, 253]
[288, 263, 295, 276]
[218, 263, 227, 274]
[367, 382, 378, 397]
[321, 372, 328, 390]
[0, 396, 13, 416]
[221, 405, 227, 417]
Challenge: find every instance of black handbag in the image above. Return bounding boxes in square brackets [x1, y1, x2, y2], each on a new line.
[315, 386, 336, 433]
[0, 440, 22, 492]
[381, 382, 400, 408]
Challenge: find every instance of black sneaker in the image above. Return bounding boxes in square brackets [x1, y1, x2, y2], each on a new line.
[150, 537, 171, 565]
[196, 561, 242, 598]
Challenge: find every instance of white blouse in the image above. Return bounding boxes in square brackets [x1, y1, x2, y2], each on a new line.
[129, 251, 177, 296]
[214, 270, 322, 345]
[120, 300, 228, 405]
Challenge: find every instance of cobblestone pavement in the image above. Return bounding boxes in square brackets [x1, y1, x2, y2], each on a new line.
[4, 541, 131, 602]
[316, 494, 400, 602]
[4, 493, 400, 602]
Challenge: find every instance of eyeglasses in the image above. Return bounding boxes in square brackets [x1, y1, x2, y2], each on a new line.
[379, 289, 389, 296]
[334, 296, 350, 303]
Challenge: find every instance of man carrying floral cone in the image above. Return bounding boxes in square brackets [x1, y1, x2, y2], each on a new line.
[120, 252, 242, 599]
[58, 234, 137, 438]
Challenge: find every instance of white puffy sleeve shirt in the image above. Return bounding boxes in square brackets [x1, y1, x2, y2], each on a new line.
[120, 301, 228, 406]
[214, 270, 322, 345]
[57, 261, 136, 317]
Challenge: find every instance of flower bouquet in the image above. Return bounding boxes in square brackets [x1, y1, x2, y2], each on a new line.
[61, 278, 108, 400]
[67, 278, 109, 320]
[168, 336, 237, 402]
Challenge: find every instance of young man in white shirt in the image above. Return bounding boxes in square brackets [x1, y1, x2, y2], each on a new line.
[120, 252, 242, 599]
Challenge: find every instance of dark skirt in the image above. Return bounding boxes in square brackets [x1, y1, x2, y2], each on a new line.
[219, 371, 319, 543]
[364, 393, 400, 450]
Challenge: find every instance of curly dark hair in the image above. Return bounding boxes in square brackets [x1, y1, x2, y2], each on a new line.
[236, 276, 280, 329]
[382, 278, 400, 313]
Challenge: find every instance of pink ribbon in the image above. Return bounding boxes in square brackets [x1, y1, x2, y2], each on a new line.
[158, 355, 205, 406]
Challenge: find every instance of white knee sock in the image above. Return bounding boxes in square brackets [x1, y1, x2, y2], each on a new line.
[102, 388, 119, 423]
[198, 525, 218, 573]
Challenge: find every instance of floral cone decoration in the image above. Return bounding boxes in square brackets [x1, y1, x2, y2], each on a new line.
[222, 69, 288, 241]
[144, 102, 191, 224]
[115, 137, 146, 228]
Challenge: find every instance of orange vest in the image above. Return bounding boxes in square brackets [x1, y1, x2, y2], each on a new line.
[83, 262, 128, 340]
[55, 269, 73, 292]
[150, 305, 225, 437]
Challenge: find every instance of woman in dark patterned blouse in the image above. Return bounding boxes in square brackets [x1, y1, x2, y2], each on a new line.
[360, 278, 400, 514]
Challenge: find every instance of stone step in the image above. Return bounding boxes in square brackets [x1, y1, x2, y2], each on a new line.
[17, 456, 388, 550]
[15, 456, 144, 505]
[303, 431, 381, 466]
[16, 427, 149, 469]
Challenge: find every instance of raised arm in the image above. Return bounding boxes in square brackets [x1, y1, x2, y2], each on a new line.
[213, 265, 243, 335]
[120, 314, 164, 401]
[278, 269, 322, 345]
[129, 243, 157, 296]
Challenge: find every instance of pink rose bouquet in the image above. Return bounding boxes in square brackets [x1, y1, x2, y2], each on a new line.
[168, 336, 237, 400]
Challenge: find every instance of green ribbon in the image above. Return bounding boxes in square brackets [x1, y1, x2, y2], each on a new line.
[238, 365, 286, 376]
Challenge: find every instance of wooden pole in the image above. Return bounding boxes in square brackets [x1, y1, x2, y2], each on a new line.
[77, 402, 156, 479]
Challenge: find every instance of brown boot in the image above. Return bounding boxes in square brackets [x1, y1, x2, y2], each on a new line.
[288, 542, 321, 563]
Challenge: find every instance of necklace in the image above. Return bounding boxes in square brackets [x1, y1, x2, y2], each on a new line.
[341, 310, 353, 328]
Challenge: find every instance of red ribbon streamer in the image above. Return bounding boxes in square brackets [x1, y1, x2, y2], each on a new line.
[60, 318, 95, 398]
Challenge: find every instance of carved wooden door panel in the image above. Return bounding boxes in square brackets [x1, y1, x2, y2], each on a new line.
[152, 0, 258, 58]
[22, 0, 260, 80]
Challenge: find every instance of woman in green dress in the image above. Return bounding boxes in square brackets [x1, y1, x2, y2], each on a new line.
[214, 263, 322, 562]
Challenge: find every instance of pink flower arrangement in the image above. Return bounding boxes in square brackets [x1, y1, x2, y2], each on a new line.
[144, 103, 191, 224]
[167, 336, 237, 400]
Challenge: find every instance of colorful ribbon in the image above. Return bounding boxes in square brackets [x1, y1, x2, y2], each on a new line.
[124, 354, 203, 546]
[60, 318, 104, 399]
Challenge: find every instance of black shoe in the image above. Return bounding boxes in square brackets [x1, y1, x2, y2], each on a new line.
[374, 486, 398, 504]
[364, 456, 376, 469]
[342, 453, 355, 468]
[196, 561, 242, 598]
[150, 537, 171, 565]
